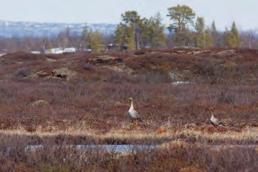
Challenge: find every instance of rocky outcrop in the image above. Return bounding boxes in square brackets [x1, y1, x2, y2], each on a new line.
[52, 68, 77, 80]
[30, 100, 49, 107]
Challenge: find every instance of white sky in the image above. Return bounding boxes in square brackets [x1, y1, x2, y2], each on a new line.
[0, 0, 257, 30]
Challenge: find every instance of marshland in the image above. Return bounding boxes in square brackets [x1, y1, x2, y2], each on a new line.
[1, 1, 258, 171]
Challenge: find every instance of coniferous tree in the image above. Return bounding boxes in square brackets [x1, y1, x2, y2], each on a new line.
[210, 21, 221, 47]
[231, 22, 241, 47]
[204, 28, 213, 48]
[114, 11, 141, 50]
[141, 13, 166, 48]
[195, 17, 213, 48]
[167, 5, 196, 47]
[224, 22, 241, 48]
[115, 11, 166, 49]
[86, 30, 103, 52]
[195, 17, 206, 48]
[115, 23, 135, 50]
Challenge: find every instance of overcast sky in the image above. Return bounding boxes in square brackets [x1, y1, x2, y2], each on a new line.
[0, 0, 257, 30]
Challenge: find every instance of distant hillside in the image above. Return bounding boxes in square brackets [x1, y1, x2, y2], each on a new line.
[0, 20, 117, 38]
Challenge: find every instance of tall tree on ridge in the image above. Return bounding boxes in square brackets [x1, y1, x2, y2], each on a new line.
[224, 22, 241, 48]
[167, 5, 196, 46]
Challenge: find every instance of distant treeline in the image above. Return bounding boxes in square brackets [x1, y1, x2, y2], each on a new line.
[0, 4, 257, 52]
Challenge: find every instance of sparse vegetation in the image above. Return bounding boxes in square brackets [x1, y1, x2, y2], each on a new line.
[0, 134, 257, 172]
[0, 49, 258, 171]
[0, 1, 257, 171]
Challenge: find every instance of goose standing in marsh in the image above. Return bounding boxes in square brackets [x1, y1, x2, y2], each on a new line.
[209, 109, 224, 126]
[128, 97, 142, 121]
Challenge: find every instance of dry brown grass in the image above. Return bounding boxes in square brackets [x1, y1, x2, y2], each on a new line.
[0, 49, 258, 171]
[0, 125, 257, 146]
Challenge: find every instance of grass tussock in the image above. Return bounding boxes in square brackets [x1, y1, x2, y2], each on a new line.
[0, 125, 257, 145]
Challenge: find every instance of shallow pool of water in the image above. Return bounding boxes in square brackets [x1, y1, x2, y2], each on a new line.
[25, 144, 157, 153]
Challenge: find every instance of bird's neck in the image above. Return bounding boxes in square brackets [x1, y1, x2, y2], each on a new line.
[130, 101, 134, 109]
[210, 111, 214, 117]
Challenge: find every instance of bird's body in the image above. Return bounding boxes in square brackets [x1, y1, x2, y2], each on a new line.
[210, 114, 219, 126]
[128, 97, 142, 121]
[210, 114, 224, 126]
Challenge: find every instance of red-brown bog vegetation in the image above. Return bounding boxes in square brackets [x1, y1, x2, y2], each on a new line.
[0, 48, 258, 171]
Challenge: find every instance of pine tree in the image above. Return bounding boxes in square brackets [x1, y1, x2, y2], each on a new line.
[115, 11, 166, 49]
[86, 30, 103, 52]
[141, 13, 166, 48]
[167, 5, 196, 47]
[194, 17, 214, 49]
[195, 17, 206, 48]
[114, 11, 141, 50]
[115, 23, 135, 50]
[224, 22, 241, 48]
[204, 28, 213, 48]
[231, 22, 241, 47]
[167, 5, 196, 32]
[211, 21, 220, 47]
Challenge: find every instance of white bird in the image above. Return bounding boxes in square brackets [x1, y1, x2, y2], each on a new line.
[210, 114, 219, 126]
[209, 111, 224, 126]
[128, 97, 142, 121]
